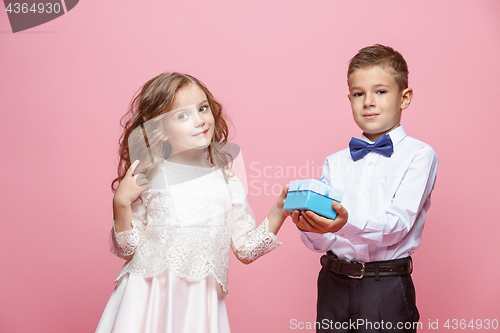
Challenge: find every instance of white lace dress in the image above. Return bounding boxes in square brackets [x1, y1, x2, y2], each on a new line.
[96, 159, 281, 333]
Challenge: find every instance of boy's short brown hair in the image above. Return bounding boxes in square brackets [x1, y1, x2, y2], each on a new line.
[348, 44, 409, 91]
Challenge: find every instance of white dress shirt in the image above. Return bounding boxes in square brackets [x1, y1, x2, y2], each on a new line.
[300, 126, 438, 262]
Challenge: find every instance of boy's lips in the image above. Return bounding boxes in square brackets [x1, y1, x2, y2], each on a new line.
[363, 113, 379, 120]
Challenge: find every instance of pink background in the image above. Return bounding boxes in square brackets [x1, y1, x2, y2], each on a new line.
[1, 0, 499, 332]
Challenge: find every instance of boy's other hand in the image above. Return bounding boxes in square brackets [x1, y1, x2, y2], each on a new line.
[292, 201, 348, 234]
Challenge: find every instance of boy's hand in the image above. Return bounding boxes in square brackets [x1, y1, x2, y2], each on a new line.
[291, 201, 348, 234]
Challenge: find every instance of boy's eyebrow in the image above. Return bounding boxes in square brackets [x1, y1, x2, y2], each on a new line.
[350, 84, 390, 91]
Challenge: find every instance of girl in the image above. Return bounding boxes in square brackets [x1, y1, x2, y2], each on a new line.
[96, 73, 289, 333]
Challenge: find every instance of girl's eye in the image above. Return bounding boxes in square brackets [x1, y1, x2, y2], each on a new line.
[178, 113, 188, 120]
[199, 105, 209, 112]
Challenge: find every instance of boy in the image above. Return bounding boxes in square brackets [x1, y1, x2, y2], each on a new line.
[292, 44, 438, 332]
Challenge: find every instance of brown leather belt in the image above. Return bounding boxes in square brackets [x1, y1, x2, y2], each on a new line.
[320, 251, 413, 279]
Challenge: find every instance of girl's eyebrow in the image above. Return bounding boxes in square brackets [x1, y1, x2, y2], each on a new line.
[198, 99, 208, 106]
[169, 104, 196, 116]
[170, 109, 186, 117]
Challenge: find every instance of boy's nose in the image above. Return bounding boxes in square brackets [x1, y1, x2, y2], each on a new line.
[363, 94, 375, 108]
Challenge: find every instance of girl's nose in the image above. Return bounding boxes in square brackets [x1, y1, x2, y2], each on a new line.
[193, 113, 205, 127]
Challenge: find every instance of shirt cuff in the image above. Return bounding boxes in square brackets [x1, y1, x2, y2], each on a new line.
[334, 216, 361, 239]
[300, 231, 336, 253]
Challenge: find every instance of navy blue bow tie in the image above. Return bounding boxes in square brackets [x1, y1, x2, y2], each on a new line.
[349, 134, 394, 161]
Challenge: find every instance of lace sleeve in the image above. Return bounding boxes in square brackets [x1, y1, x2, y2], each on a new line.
[229, 176, 281, 262]
[109, 220, 140, 258]
[235, 217, 282, 262]
[109, 189, 152, 259]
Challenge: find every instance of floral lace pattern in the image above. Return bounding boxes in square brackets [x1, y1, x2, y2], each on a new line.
[110, 221, 139, 257]
[109, 159, 281, 297]
[109, 189, 152, 258]
[236, 218, 281, 262]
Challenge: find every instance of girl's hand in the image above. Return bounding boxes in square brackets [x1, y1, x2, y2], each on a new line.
[113, 160, 150, 206]
[268, 184, 291, 221]
[266, 184, 290, 235]
[275, 184, 291, 218]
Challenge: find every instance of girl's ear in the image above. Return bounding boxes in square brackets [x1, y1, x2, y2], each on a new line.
[162, 134, 169, 141]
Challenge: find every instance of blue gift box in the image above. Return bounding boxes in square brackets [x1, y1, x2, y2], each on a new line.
[283, 179, 344, 219]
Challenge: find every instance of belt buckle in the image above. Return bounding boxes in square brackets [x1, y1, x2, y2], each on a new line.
[348, 259, 365, 279]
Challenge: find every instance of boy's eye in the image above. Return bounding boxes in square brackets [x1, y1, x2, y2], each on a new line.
[376, 90, 387, 95]
[352, 92, 363, 97]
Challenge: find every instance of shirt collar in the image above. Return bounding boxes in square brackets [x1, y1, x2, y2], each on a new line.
[361, 125, 407, 146]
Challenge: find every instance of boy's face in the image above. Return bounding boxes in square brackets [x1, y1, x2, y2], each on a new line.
[348, 66, 412, 142]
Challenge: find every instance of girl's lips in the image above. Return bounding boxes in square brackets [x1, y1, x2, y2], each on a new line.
[193, 129, 209, 136]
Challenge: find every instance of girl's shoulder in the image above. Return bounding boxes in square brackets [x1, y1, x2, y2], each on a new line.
[225, 170, 249, 200]
[158, 158, 215, 172]
[146, 158, 229, 189]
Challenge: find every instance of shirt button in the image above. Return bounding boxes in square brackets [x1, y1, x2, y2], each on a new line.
[360, 250, 365, 255]
[369, 162, 374, 166]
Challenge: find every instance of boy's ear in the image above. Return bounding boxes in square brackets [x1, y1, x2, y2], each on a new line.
[400, 88, 413, 110]
[347, 93, 351, 102]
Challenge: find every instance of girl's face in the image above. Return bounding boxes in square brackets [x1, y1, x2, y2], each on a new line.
[163, 84, 215, 155]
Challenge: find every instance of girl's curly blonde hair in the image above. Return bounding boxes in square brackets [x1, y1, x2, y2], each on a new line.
[111, 72, 233, 192]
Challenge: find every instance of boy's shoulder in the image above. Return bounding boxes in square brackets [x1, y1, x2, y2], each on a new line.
[323, 147, 351, 165]
[399, 135, 438, 159]
[326, 147, 351, 159]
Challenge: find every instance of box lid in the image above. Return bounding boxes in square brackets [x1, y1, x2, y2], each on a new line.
[289, 179, 344, 202]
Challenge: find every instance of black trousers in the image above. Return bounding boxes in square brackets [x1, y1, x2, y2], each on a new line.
[316, 265, 420, 333]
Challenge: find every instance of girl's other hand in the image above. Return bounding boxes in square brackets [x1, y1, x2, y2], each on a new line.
[113, 160, 150, 206]
[266, 184, 291, 235]
[269, 184, 291, 221]
[276, 184, 290, 217]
